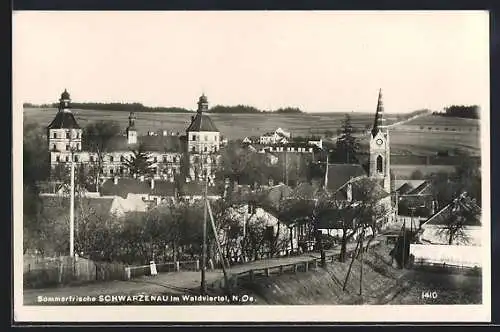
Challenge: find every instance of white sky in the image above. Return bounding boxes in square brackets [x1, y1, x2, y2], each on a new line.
[13, 11, 489, 113]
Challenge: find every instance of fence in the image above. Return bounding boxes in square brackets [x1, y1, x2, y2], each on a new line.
[124, 260, 200, 280]
[24, 256, 130, 289]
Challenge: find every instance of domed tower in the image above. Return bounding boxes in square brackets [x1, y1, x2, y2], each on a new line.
[369, 89, 391, 193]
[47, 89, 83, 167]
[185, 94, 220, 182]
[126, 112, 137, 145]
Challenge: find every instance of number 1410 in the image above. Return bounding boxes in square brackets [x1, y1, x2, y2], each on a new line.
[421, 291, 438, 299]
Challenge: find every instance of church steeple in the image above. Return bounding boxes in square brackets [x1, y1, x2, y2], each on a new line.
[371, 88, 386, 137]
[369, 88, 391, 193]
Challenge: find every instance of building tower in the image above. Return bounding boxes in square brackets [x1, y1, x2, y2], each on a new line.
[369, 89, 391, 193]
[186, 94, 220, 182]
[126, 112, 137, 145]
[47, 89, 82, 167]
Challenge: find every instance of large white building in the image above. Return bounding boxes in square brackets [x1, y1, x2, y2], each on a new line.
[47, 90, 222, 184]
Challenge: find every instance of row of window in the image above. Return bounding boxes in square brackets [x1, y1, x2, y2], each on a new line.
[103, 155, 181, 163]
[191, 146, 218, 153]
[102, 167, 179, 176]
[191, 134, 218, 142]
[55, 155, 79, 162]
[52, 132, 81, 139]
[52, 144, 81, 151]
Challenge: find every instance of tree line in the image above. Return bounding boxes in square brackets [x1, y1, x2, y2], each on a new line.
[433, 105, 480, 119]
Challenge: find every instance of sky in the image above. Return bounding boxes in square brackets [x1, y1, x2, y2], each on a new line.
[13, 11, 489, 113]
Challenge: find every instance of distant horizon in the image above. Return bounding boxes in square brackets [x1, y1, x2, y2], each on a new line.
[14, 11, 489, 114]
[22, 99, 439, 114]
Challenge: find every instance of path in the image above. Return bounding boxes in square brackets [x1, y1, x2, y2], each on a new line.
[24, 237, 384, 305]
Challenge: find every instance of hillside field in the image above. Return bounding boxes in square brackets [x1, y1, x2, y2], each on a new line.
[23, 108, 481, 156]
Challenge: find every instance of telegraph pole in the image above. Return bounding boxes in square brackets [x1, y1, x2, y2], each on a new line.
[200, 148, 208, 294]
[69, 134, 75, 258]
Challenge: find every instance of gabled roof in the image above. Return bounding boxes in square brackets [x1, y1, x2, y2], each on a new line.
[47, 111, 80, 129]
[105, 135, 186, 152]
[40, 195, 115, 218]
[100, 178, 151, 198]
[186, 113, 219, 132]
[325, 163, 367, 193]
[421, 194, 481, 227]
[178, 181, 221, 197]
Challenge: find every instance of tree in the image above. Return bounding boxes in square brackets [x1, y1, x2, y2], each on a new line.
[336, 114, 360, 164]
[437, 194, 480, 245]
[123, 144, 155, 177]
[316, 178, 390, 263]
[82, 121, 121, 191]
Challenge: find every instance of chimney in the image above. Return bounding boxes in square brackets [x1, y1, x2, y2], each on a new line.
[150, 178, 155, 190]
[140, 175, 145, 182]
[113, 176, 118, 185]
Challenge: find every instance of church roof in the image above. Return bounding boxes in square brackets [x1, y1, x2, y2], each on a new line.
[371, 89, 386, 137]
[325, 163, 367, 193]
[186, 113, 219, 132]
[47, 111, 81, 129]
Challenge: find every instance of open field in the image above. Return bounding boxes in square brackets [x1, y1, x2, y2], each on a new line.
[24, 108, 480, 156]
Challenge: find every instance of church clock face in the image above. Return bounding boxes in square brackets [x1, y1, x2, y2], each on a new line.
[376, 139, 383, 145]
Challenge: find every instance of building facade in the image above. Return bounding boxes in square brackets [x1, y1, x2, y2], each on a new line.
[47, 90, 222, 185]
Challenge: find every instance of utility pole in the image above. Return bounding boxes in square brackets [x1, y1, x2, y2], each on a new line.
[200, 148, 208, 294]
[359, 229, 364, 296]
[69, 133, 75, 258]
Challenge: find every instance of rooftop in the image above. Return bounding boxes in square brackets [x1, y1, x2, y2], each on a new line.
[186, 113, 219, 132]
[47, 111, 80, 129]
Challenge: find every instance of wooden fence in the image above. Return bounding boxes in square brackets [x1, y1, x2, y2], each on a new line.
[124, 260, 200, 280]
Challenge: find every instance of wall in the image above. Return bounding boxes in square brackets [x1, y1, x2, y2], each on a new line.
[410, 244, 483, 267]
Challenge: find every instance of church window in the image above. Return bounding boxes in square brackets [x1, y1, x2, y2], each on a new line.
[66, 132, 70, 139]
[53, 132, 57, 139]
[52, 144, 56, 151]
[377, 155, 383, 173]
[192, 146, 196, 152]
[66, 145, 70, 151]
[65, 156, 69, 162]
[192, 135, 196, 141]
[56, 156, 60, 162]
[74, 155, 79, 162]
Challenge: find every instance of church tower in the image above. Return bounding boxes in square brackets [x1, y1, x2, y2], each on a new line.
[126, 112, 137, 145]
[369, 89, 391, 193]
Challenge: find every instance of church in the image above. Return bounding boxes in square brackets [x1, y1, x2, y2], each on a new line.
[47, 90, 222, 186]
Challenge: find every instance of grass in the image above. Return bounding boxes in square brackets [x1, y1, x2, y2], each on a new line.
[403, 114, 480, 128]
[24, 108, 480, 155]
[233, 243, 482, 305]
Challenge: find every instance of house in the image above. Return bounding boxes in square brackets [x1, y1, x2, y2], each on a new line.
[259, 128, 290, 145]
[410, 193, 482, 267]
[100, 176, 222, 206]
